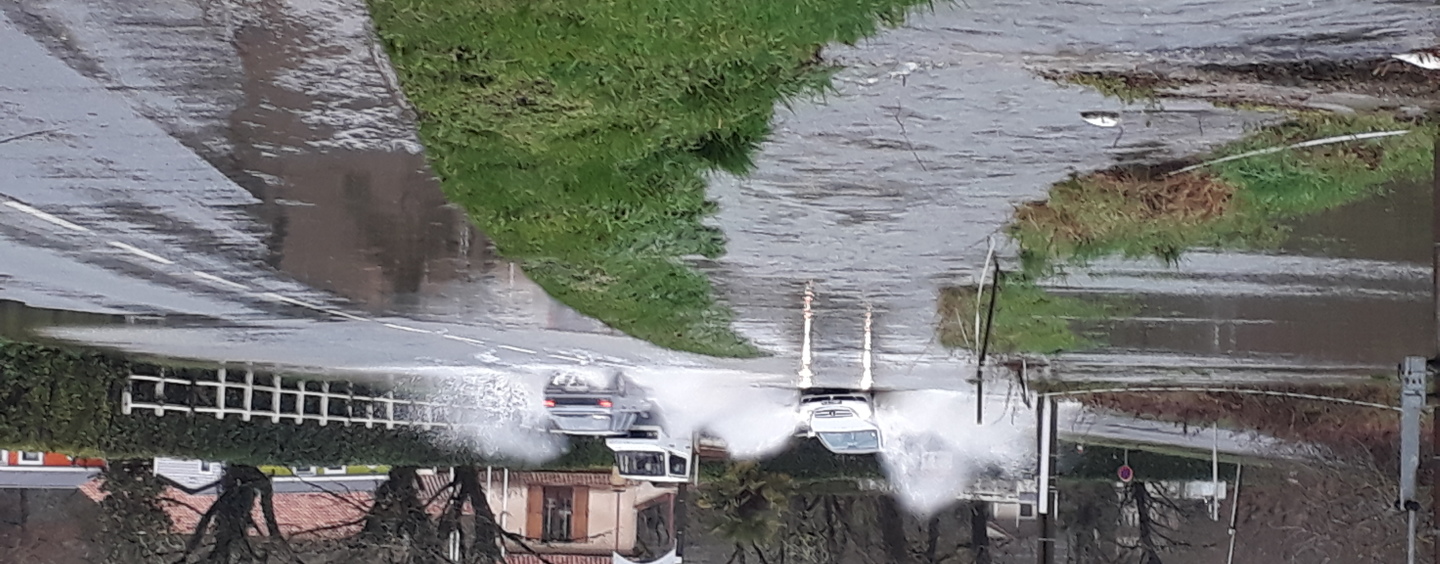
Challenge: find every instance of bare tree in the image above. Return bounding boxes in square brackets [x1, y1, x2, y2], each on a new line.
[97, 459, 184, 563]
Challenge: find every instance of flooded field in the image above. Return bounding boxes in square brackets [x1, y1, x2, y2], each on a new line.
[2, 0, 1440, 561]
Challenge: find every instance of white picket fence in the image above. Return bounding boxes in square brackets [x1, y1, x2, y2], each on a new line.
[122, 365, 468, 429]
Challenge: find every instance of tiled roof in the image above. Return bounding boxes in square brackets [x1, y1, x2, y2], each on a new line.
[82, 478, 374, 539]
[507, 555, 611, 564]
[517, 471, 616, 486]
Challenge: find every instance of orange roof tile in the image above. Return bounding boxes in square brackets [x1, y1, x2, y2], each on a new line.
[516, 471, 615, 487]
[507, 555, 611, 564]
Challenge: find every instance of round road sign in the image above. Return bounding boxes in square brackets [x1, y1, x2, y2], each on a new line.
[1118, 465, 1134, 483]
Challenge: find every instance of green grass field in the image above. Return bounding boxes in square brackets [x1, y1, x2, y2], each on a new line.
[366, 0, 931, 356]
[937, 278, 1113, 354]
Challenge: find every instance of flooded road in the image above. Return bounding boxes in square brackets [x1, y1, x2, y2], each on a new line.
[3, 0, 1435, 377]
[1, 0, 1438, 553]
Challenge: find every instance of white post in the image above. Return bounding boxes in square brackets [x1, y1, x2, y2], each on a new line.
[271, 375, 282, 423]
[295, 380, 307, 424]
[215, 366, 227, 419]
[501, 468, 510, 558]
[860, 305, 874, 391]
[122, 376, 133, 415]
[799, 282, 815, 389]
[1226, 465, 1242, 564]
[1038, 396, 1053, 515]
[1212, 423, 1220, 521]
[243, 369, 254, 422]
[385, 392, 396, 429]
[319, 382, 330, 426]
[154, 368, 166, 416]
[975, 240, 995, 349]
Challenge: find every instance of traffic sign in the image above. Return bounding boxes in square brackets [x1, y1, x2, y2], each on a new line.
[1118, 465, 1134, 483]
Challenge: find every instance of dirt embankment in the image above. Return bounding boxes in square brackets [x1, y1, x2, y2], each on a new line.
[1038, 57, 1440, 113]
[1069, 383, 1410, 467]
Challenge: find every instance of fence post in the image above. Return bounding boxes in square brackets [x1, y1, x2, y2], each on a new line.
[295, 380, 307, 424]
[271, 375, 283, 423]
[243, 368, 254, 422]
[319, 382, 330, 426]
[385, 392, 396, 429]
[215, 366, 227, 419]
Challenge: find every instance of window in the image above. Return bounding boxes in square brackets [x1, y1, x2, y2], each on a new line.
[199, 462, 214, 473]
[18, 452, 43, 465]
[540, 487, 575, 542]
[324, 466, 348, 475]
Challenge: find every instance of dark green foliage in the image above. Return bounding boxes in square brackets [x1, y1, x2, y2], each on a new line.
[0, 341, 125, 454]
[0, 341, 608, 468]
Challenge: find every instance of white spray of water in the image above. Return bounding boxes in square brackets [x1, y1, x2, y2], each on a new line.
[381, 365, 565, 463]
[875, 389, 1036, 516]
[625, 367, 801, 459]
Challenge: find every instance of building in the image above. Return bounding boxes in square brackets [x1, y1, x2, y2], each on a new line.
[0, 450, 106, 489]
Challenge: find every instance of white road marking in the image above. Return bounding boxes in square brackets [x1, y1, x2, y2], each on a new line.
[548, 353, 585, 363]
[325, 310, 370, 322]
[191, 271, 250, 291]
[4, 201, 89, 232]
[108, 242, 174, 265]
[383, 323, 432, 334]
[3, 197, 519, 353]
[261, 292, 326, 310]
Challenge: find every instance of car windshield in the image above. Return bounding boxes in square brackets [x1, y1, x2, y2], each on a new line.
[818, 430, 880, 452]
[668, 454, 688, 477]
[615, 452, 666, 476]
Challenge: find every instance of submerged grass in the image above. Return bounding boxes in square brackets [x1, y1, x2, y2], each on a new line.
[936, 278, 1112, 354]
[1011, 112, 1434, 270]
[1043, 71, 1172, 105]
[366, 0, 931, 356]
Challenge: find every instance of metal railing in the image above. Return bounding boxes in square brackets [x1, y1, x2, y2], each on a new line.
[122, 365, 470, 429]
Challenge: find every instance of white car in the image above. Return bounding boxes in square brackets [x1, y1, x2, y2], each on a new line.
[797, 391, 882, 454]
[605, 410, 694, 483]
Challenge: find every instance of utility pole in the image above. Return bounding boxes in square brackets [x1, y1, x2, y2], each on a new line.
[1431, 119, 1440, 564]
[1402, 357, 1425, 564]
[1036, 396, 1057, 564]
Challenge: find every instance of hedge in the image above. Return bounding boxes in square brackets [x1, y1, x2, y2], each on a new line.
[0, 340, 610, 468]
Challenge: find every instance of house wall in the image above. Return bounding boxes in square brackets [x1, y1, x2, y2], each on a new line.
[1, 450, 105, 468]
[153, 457, 224, 490]
[488, 476, 672, 556]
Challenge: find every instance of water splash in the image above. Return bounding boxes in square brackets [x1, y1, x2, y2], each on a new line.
[875, 389, 1036, 515]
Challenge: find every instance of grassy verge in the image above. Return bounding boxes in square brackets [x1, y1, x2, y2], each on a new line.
[937, 279, 1113, 354]
[1010, 113, 1433, 269]
[0, 341, 610, 468]
[366, 0, 930, 356]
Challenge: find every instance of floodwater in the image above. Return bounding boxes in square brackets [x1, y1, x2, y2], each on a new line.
[1, 0, 1438, 559]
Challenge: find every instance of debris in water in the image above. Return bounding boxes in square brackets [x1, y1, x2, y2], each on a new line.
[1391, 50, 1440, 71]
[1080, 111, 1124, 146]
[1079, 111, 1121, 128]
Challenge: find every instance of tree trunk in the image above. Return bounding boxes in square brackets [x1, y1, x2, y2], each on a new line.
[970, 502, 991, 564]
[1131, 482, 1164, 564]
[457, 466, 506, 564]
[876, 497, 914, 564]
